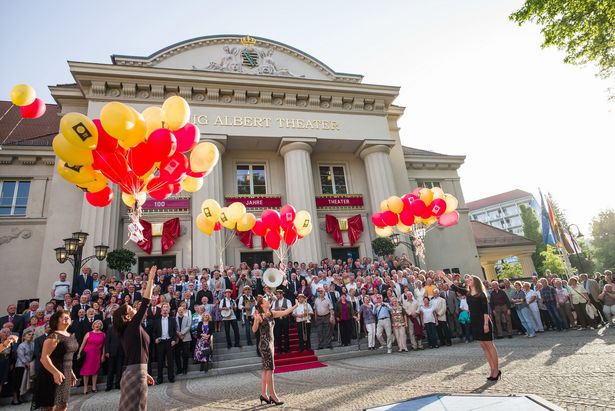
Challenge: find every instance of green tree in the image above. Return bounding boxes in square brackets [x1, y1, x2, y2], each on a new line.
[547, 193, 569, 228]
[519, 204, 545, 274]
[569, 239, 596, 273]
[541, 245, 567, 274]
[372, 237, 396, 257]
[497, 262, 523, 279]
[591, 209, 615, 270]
[106, 248, 137, 275]
[510, 0, 615, 87]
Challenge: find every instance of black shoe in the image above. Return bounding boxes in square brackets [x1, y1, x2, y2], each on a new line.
[508, 335, 513, 339]
[260, 394, 272, 404]
[496, 336, 504, 339]
[269, 396, 284, 406]
[156, 379, 163, 385]
[105, 387, 113, 392]
[169, 378, 175, 383]
[328, 345, 333, 349]
[177, 368, 183, 374]
[487, 370, 502, 381]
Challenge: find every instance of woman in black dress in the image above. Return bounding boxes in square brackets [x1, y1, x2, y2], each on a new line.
[113, 265, 157, 411]
[252, 295, 297, 406]
[32, 309, 78, 411]
[438, 272, 500, 381]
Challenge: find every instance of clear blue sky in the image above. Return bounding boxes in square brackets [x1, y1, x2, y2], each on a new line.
[1, 0, 613, 234]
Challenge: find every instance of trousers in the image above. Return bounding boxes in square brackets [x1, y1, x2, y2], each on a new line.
[393, 326, 407, 351]
[493, 305, 512, 337]
[376, 318, 394, 349]
[315, 314, 332, 348]
[365, 323, 376, 348]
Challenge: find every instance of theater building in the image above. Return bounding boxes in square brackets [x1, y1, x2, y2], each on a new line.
[0, 35, 482, 305]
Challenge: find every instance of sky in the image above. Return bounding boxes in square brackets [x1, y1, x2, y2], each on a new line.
[1, 0, 613, 235]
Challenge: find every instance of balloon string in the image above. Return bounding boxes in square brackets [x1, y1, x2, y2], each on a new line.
[216, 229, 236, 267]
[0, 117, 24, 147]
[0, 104, 14, 123]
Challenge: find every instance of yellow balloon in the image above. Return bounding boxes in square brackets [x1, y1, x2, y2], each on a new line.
[201, 199, 221, 222]
[77, 171, 107, 192]
[59, 113, 98, 150]
[419, 188, 434, 206]
[423, 216, 438, 225]
[297, 223, 313, 237]
[142, 106, 164, 137]
[190, 142, 219, 173]
[196, 213, 215, 236]
[414, 217, 424, 224]
[293, 210, 312, 231]
[180, 176, 204, 192]
[100, 102, 136, 140]
[219, 208, 236, 229]
[57, 160, 96, 185]
[375, 226, 393, 237]
[227, 202, 247, 222]
[120, 108, 147, 147]
[52, 134, 94, 165]
[10, 84, 35, 106]
[237, 213, 256, 232]
[431, 187, 445, 200]
[396, 222, 412, 233]
[444, 194, 459, 213]
[122, 192, 136, 207]
[380, 199, 390, 212]
[387, 196, 404, 214]
[161, 96, 190, 130]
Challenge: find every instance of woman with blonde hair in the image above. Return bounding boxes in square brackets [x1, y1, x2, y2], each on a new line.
[194, 312, 213, 372]
[77, 319, 105, 394]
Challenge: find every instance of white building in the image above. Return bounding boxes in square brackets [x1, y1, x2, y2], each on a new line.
[467, 189, 539, 236]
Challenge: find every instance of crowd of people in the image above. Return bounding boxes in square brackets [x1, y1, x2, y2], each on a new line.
[1, 254, 614, 407]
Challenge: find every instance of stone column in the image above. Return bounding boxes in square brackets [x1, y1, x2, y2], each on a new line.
[279, 139, 321, 264]
[358, 144, 397, 212]
[192, 139, 225, 270]
[518, 253, 536, 277]
[482, 261, 497, 281]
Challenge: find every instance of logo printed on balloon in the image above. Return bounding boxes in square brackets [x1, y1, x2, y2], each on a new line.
[65, 163, 83, 173]
[432, 204, 442, 214]
[163, 159, 180, 174]
[220, 212, 229, 223]
[72, 122, 92, 142]
[203, 207, 212, 218]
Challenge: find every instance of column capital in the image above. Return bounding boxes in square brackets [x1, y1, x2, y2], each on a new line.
[278, 137, 317, 157]
[355, 140, 395, 159]
[201, 135, 227, 155]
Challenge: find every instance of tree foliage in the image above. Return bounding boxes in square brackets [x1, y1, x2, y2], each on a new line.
[519, 204, 546, 273]
[569, 239, 596, 273]
[510, 0, 615, 83]
[497, 262, 524, 279]
[372, 237, 396, 257]
[547, 193, 569, 228]
[106, 248, 137, 273]
[540, 245, 567, 274]
[591, 209, 615, 270]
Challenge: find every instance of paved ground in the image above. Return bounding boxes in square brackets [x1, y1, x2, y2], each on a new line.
[11, 327, 615, 410]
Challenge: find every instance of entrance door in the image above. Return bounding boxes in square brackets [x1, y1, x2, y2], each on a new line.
[240, 251, 274, 268]
[138, 255, 177, 274]
[331, 247, 359, 261]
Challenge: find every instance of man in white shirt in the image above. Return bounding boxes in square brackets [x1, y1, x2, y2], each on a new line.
[292, 294, 313, 351]
[154, 303, 177, 384]
[272, 289, 291, 353]
[431, 289, 452, 346]
[219, 289, 240, 349]
[402, 291, 422, 350]
[237, 286, 255, 346]
[51, 272, 71, 305]
[174, 306, 191, 375]
[314, 288, 334, 349]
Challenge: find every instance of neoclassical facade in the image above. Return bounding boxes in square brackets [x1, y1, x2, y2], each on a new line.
[0, 35, 482, 306]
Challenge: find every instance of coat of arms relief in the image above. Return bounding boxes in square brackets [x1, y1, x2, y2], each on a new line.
[192, 36, 304, 78]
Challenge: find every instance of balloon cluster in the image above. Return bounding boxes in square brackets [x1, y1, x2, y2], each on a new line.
[371, 187, 460, 237]
[9, 84, 46, 119]
[250, 205, 313, 250]
[196, 200, 256, 235]
[52, 96, 219, 208]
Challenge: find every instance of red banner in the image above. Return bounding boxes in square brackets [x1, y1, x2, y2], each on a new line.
[316, 195, 364, 209]
[142, 198, 190, 211]
[325, 214, 364, 246]
[225, 196, 282, 208]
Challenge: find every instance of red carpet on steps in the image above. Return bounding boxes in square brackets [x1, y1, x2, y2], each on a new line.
[273, 323, 327, 374]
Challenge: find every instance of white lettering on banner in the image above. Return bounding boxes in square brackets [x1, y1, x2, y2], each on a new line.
[192, 115, 340, 131]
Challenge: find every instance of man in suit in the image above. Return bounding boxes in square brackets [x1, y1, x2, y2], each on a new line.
[252, 269, 264, 296]
[174, 306, 191, 375]
[0, 304, 25, 335]
[22, 301, 40, 324]
[272, 289, 291, 353]
[162, 285, 175, 303]
[441, 283, 461, 338]
[145, 302, 161, 375]
[154, 269, 171, 293]
[153, 303, 177, 384]
[74, 267, 94, 296]
[104, 308, 124, 391]
[286, 272, 300, 304]
[33, 323, 51, 373]
[181, 291, 196, 312]
[196, 281, 213, 305]
[71, 294, 90, 321]
[580, 273, 605, 324]
[122, 284, 142, 304]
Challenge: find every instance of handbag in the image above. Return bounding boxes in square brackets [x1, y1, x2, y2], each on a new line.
[571, 287, 597, 319]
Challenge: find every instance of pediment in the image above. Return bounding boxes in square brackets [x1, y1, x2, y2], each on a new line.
[111, 35, 362, 83]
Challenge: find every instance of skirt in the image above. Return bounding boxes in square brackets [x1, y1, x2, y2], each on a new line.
[120, 364, 148, 411]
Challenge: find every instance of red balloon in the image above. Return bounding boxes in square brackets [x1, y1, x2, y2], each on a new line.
[265, 229, 281, 250]
[284, 226, 298, 246]
[429, 198, 447, 217]
[438, 211, 460, 227]
[214, 222, 222, 231]
[279, 204, 297, 229]
[261, 209, 281, 231]
[93, 119, 118, 152]
[93, 150, 129, 184]
[401, 193, 418, 209]
[409, 199, 427, 216]
[399, 208, 415, 226]
[381, 210, 398, 226]
[20, 98, 46, 119]
[173, 123, 199, 153]
[170, 183, 182, 195]
[127, 143, 156, 177]
[85, 186, 113, 207]
[252, 219, 267, 236]
[411, 187, 422, 197]
[146, 176, 173, 200]
[371, 213, 386, 228]
[147, 128, 177, 161]
[119, 171, 143, 194]
[420, 207, 433, 219]
[159, 151, 188, 183]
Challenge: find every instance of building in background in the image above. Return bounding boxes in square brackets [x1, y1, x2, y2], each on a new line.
[467, 189, 539, 236]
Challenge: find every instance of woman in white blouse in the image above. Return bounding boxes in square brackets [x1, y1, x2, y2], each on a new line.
[523, 282, 544, 332]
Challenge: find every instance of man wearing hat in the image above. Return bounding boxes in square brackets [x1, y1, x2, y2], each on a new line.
[237, 285, 256, 346]
[272, 289, 292, 353]
[219, 289, 241, 349]
[292, 294, 314, 352]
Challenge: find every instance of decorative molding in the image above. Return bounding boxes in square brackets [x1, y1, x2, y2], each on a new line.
[0, 228, 32, 246]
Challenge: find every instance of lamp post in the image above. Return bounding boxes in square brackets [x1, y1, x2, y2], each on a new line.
[567, 224, 585, 274]
[54, 231, 108, 292]
[390, 233, 420, 268]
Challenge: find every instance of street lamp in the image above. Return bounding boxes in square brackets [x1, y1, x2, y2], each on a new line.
[567, 224, 585, 274]
[390, 233, 420, 268]
[54, 231, 108, 293]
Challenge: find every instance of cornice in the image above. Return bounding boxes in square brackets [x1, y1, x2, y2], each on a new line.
[405, 154, 466, 170]
[0, 147, 56, 166]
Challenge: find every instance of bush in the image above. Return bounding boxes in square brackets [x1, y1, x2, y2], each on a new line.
[372, 237, 396, 257]
[106, 248, 137, 274]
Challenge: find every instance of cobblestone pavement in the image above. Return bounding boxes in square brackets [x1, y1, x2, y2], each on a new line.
[11, 327, 615, 410]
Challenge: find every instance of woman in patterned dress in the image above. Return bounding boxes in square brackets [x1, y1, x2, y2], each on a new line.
[32, 310, 78, 411]
[194, 313, 213, 372]
[252, 295, 297, 406]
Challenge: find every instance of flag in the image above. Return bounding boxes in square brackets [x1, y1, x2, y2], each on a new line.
[545, 193, 577, 254]
[539, 189, 556, 245]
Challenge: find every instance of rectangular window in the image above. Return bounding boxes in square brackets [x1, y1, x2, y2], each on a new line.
[417, 180, 441, 189]
[0, 180, 30, 216]
[236, 165, 266, 195]
[319, 165, 347, 194]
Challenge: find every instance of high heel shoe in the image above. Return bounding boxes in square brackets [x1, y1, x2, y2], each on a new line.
[269, 396, 284, 406]
[487, 370, 502, 381]
[260, 394, 272, 404]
